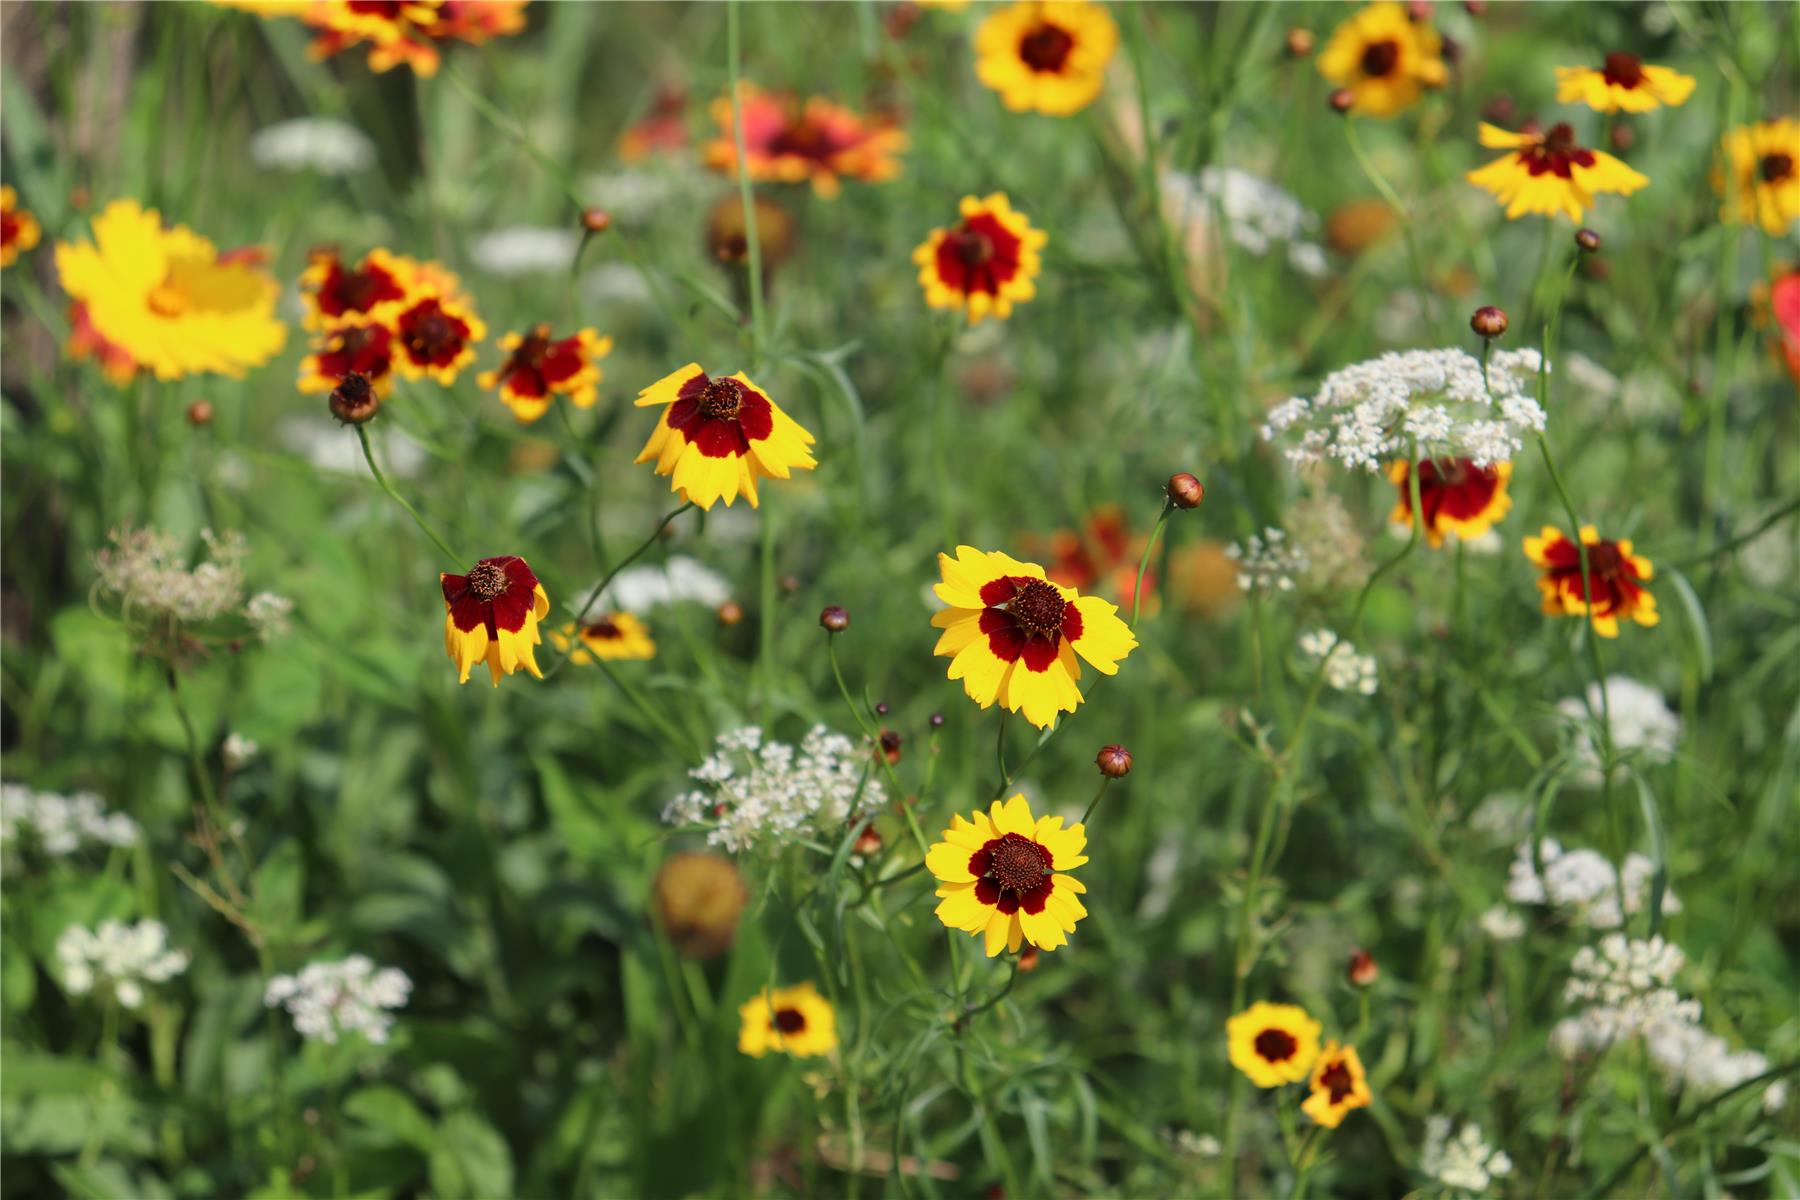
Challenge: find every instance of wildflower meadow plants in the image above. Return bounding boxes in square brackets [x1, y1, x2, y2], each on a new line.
[2, 2, 1796, 1198]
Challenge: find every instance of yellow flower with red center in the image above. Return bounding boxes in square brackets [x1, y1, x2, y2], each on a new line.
[1, 186, 41, 268]
[633, 364, 817, 510]
[1387, 458, 1514, 548]
[1316, 2, 1447, 118]
[1555, 52, 1695, 113]
[1466, 122, 1649, 222]
[974, 1, 1118, 117]
[392, 292, 486, 386]
[703, 82, 905, 199]
[1523, 525, 1658, 638]
[931, 546, 1137, 729]
[913, 193, 1048, 325]
[1714, 119, 1800, 236]
[928, 793, 1089, 957]
[297, 0, 528, 76]
[1227, 1002, 1322, 1088]
[550, 613, 655, 664]
[297, 316, 398, 397]
[1301, 1042, 1372, 1128]
[737, 982, 836, 1058]
[440, 555, 550, 685]
[54, 199, 286, 381]
[299, 247, 424, 330]
[478, 325, 612, 423]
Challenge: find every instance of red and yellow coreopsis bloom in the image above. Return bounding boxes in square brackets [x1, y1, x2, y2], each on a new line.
[1466, 122, 1650, 222]
[478, 325, 612, 423]
[1316, 2, 1447, 118]
[1714, 118, 1800, 236]
[633, 364, 817, 510]
[1388, 458, 1514, 548]
[1033, 505, 1157, 613]
[297, 316, 398, 396]
[703, 82, 905, 199]
[737, 982, 837, 1058]
[931, 546, 1137, 729]
[913, 193, 1047, 325]
[301, 0, 528, 76]
[299, 247, 420, 330]
[1523, 525, 1658, 638]
[1555, 52, 1695, 113]
[67, 301, 140, 385]
[550, 612, 655, 664]
[392, 292, 486, 385]
[1, 186, 41, 268]
[440, 555, 550, 686]
[1301, 1041, 1373, 1129]
[1227, 1002, 1322, 1087]
[974, 1, 1118, 117]
[928, 793, 1088, 957]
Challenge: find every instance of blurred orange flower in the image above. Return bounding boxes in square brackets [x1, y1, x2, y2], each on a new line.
[704, 82, 905, 198]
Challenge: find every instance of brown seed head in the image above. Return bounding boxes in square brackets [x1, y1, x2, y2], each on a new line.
[581, 208, 612, 234]
[1574, 228, 1602, 254]
[1284, 27, 1315, 57]
[328, 372, 380, 424]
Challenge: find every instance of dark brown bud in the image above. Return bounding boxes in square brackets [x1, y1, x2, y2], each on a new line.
[1574, 228, 1602, 254]
[185, 400, 214, 427]
[581, 208, 612, 234]
[1470, 305, 1509, 339]
[1284, 27, 1314, 57]
[1348, 947, 1379, 987]
[854, 825, 883, 857]
[1166, 471, 1205, 509]
[1481, 93, 1516, 125]
[1328, 88, 1356, 114]
[1096, 744, 1133, 779]
[819, 605, 850, 634]
[875, 701, 890, 716]
[1015, 945, 1040, 973]
[929, 712, 945, 729]
[1438, 34, 1462, 68]
[878, 729, 902, 765]
[1608, 122, 1635, 153]
[328, 372, 380, 424]
[716, 600, 745, 627]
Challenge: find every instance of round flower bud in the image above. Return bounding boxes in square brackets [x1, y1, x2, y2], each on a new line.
[716, 600, 745, 627]
[819, 605, 850, 634]
[854, 825, 883, 857]
[1016, 945, 1041, 972]
[929, 712, 945, 729]
[1608, 122, 1634, 153]
[186, 400, 214, 427]
[1347, 947, 1379, 987]
[1469, 305, 1509, 340]
[780, 574, 802, 593]
[1574, 227, 1602, 254]
[1328, 88, 1356, 114]
[653, 853, 748, 960]
[1167, 472, 1205, 510]
[878, 729, 902, 765]
[875, 701, 890, 716]
[1096, 744, 1133, 779]
[580, 208, 612, 234]
[1284, 27, 1314, 57]
[328, 372, 380, 424]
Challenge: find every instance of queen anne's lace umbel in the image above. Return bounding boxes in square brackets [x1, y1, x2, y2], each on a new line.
[265, 955, 413, 1044]
[57, 920, 190, 1008]
[662, 726, 885, 854]
[2, 783, 140, 855]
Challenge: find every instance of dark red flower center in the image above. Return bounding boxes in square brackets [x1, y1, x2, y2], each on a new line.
[1254, 1028, 1298, 1063]
[773, 1007, 807, 1033]
[1319, 1059, 1355, 1103]
[497, 326, 588, 400]
[443, 556, 541, 639]
[1405, 457, 1504, 528]
[584, 619, 622, 640]
[950, 228, 995, 267]
[316, 322, 394, 380]
[1519, 123, 1596, 178]
[968, 831, 1055, 914]
[699, 378, 744, 420]
[315, 256, 406, 320]
[398, 300, 471, 367]
[1010, 579, 1068, 638]
[1601, 52, 1644, 88]
[1360, 38, 1400, 78]
[467, 562, 509, 599]
[667, 371, 774, 459]
[934, 212, 1025, 298]
[1761, 152, 1795, 184]
[0, 210, 21, 248]
[1019, 22, 1075, 73]
[976, 575, 1083, 674]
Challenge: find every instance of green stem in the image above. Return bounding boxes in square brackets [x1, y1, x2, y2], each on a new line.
[726, 1, 767, 361]
[1131, 501, 1176, 628]
[355, 424, 462, 564]
[1592, 1060, 1799, 1197]
[545, 502, 695, 676]
[1079, 777, 1112, 827]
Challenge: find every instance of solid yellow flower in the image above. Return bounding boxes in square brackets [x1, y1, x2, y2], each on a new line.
[633, 364, 817, 510]
[738, 982, 837, 1058]
[1522, 524, 1658, 638]
[550, 613, 655, 663]
[1466, 122, 1649, 222]
[1316, 2, 1447, 118]
[1714, 118, 1800, 236]
[931, 546, 1137, 729]
[1387, 458, 1513, 548]
[1555, 53, 1695, 113]
[913, 193, 1048, 325]
[440, 555, 550, 686]
[929, 793, 1089, 957]
[478, 325, 612, 423]
[1, 186, 41, 268]
[1301, 1041, 1373, 1128]
[1227, 1001, 1322, 1087]
[974, 1, 1118, 117]
[54, 199, 286, 380]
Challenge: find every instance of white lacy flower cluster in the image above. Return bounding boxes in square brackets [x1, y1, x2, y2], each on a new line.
[1563, 934, 1696, 1025]
[469, 226, 580, 276]
[1420, 1117, 1513, 1196]
[265, 955, 413, 1045]
[662, 726, 885, 854]
[249, 117, 375, 175]
[1504, 838, 1680, 930]
[1299, 629, 1379, 695]
[1286, 493, 1369, 592]
[1645, 1021, 1789, 1113]
[1225, 528, 1307, 594]
[1556, 676, 1682, 779]
[1262, 348, 1548, 471]
[93, 527, 292, 639]
[1, 783, 140, 855]
[57, 920, 190, 1008]
[1161, 167, 1328, 276]
[595, 556, 731, 616]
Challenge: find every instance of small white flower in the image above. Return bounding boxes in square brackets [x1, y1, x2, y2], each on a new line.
[1299, 628, 1378, 695]
[1504, 839, 1680, 929]
[2, 784, 140, 855]
[663, 725, 884, 854]
[249, 118, 375, 175]
[1161, 166, 1329, 278]
[94, 527, 249, 624]
[1556, 675, 1681, 782]
[245, 592, 294, 640]
[469, 226, 581, 277]
[56, 920, 190, 1008]
[594, 556, 731, 615]
[1226, 528, 1307, 594]
[265, 955, 412, 1044]
[222, 734, 260, 770]
[1477, 905, 1524, 940]
[1420, 1116, 1513, 1195]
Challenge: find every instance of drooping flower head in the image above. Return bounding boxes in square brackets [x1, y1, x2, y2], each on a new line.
[1, 186, 41, 268]
[300, 0, 528, 76]
[974, 1, 1118, 117]
[1714, 118, 1800, 235]
[913, 192, 1048, 325]
[478, 325, 611, 422]
[1302, 1042, 1373, 1128]
[550, 612, 655, 664]
[393, 291, 486, 385]
[1227, 1001, 1322, 1087]
[440, 555, 550, 685]
[298, 316, 398, 397]
[928, 793, 1088, 957]
[1555, 53, 1695, 113]
[1466, 122, 1649, 222]
[633, 364, 817, 510]
[704, 82, 905, 199]
[54, 199, 286, 380]
[931, 546, 1138, 730]
[1316, 2, 1447, 117]
[737, 981, 837, 1058]
[1523, 524, 1657, 638]
[1387, 457, 1514, 547]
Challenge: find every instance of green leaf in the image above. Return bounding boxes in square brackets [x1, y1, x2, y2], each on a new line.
[345, 1085, 436, 1151]
[427, 1110, 515, 1200]
[1665, 567, 1714, 682]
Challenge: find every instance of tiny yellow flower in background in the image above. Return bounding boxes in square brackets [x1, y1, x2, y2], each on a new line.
[932, 546, 1137, 729]
[1, 186, 41, 268]
[1387, 458, 1513, 548]
[440, 555, 550, 686]
[1466, 122, 1649, 222]
[738, 982, 837, 1058]
[913, 193, 1048, 325]
[478, 325, 612, 423]
[1227, 1001, 1322, 1087]
[929, 793, 1089, 957]
[1523, 525, 1658, 638]
[54, 199, 286, 380]
[1301, 1041, 1373, 1128]
[975, 1, 1118, 117]
[550, 613, 655, 664]
[633, 364, 817, 510]
[1714, 118, 1800, 236]
[1316, 1, 1447, 118]
[1555, 52, 1695, 113]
